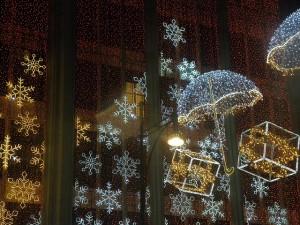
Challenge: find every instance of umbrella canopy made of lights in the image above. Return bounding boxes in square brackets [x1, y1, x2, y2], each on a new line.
[177, 70, 263, 125]
[267, 8, 300, 75]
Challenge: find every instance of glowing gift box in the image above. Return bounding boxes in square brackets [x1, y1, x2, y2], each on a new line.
[238, 121, 300, 182]
[165, 148, 220, 196]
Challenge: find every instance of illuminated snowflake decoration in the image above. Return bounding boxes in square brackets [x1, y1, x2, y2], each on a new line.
[197, 134, 222, 160]
[251, 177, 269, 199]
[163, 19, 186, 47]
[27, 211, 41, 225]
[114, 96, 137, 124]
[74, 179, 88, 208]
[164, 218, 169, 225]
[161, 100, 173, 125]
[160, 52, 173, 76]
[7, 171, 40, 209]
[98, 121, 121, 150]
[118, 218, 137, 225]
[137, 186, 151, 216]
[0, 201, 18, 225]
[133, 73, 147, 100]
[138, 132, 150, 153]
[195, 222, 201, 225]
[30, 141, 45, 171]
[201, 196, 224, 222]
[21, 53, 46, 77]
[178, 70, 263, 125]
[168, 84, 183, 103]
[96, 182, 122, 214]
[177, 58, 200, 81]
[15, 112, 40, 136]
[76, 117, 91, 146]
[79, 151, 101, 176]
[0, 135, 21, 170]
[76, 211, 103, 225]
[244, 197, 257, 225]
[267, 202, 288, 225]
[267, 9, 300, 75]
[113, 151, 140, 184]
[216, 173, 230, 199]
[169, 192, 195, 221]
[6, 77, 35, 107]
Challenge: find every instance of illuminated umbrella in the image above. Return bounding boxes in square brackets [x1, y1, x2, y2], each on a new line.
[177, 70, 263, 174]
[267, 8, 300, 75]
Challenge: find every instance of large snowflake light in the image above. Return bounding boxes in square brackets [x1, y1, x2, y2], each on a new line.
[21, 53, 46, 77]
[0, 135, 21, 170]
[74, 179, 88, 208]
[160, 52, 173, 76]
[177, 58, 200, 81]
[76, 117, 91, 146]
[79, 151, 101, 176]
[244, 197, 257, 225]
[0, 201, 18, 225]
[113, 151, 140, 184]
[114, 96, 137, 124]
[96, 182, 122, 214]
[201, 196, 225, 223]
[267, 202, 288, 225]
[6, 77, 35, 107]
[267, 9, 300, 75]
[169, 192, 195, 221]
[7, 171, 40, 208]
[27, 211, 41, 225]
[133, 73, 147, 100]
[76, 211, 103, 225]
[98, 121, 121, 150]
[251, 177, 269, 199]
[163, 19, 186, 47]
[15, 112, 40, 136]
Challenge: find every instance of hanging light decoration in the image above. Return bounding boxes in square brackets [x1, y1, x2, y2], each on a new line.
[165, 148, 220, 196]
[238, 121, 300, 182]
[177, 70, 263, 175]
[267, 8, 300, 75]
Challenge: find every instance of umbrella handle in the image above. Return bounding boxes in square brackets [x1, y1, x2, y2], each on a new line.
[224, 165, 234, 175]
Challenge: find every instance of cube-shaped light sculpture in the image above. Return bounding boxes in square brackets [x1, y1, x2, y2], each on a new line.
[238, 121, 299, 182]
[166, 148, 220, 196]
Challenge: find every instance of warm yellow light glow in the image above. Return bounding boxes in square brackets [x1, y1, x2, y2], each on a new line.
[167, 135, 184, 147]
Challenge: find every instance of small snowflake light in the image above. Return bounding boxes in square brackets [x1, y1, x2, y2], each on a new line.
[15, 112, 40, 136]
[76, 117, 91, 146]
[198, 134, 222, 160]
[216, 173, 230, 199]
[27, 211, 41, 225]
[113, 151, 140, 184]
[267, 9, 300, 75]
[118, 218, 137, 225]
[244, 196, 257, 225]
[137, 186, 151, 216]
[98, 121, 121, 150]
[21, 53, 46, 77]
[96, 182, 122, 214]
[267, 202, 288, 225]
[177, 58, 200, 81]
[251, 177, 269, 199]
[169, 192, 195, 221]
[114, 96, 137, 124]
[6, 77, 35, 107]
[163, 19, 186, 47]
[201, 196, 224, 223]
[160, 52, 173, 76]
[161, 100, 173, 125]
[133, 73, 147, 100]
[30, 141, 45, 171]
[76, 211, 103, 225]
[163, 156, 170, 188]
[79, 151, 101, 176]
[0, 201, 18, 225]
[168, 84, 183, 103]
[0, 135, 21, 170]
[74, 179, 88, 208]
